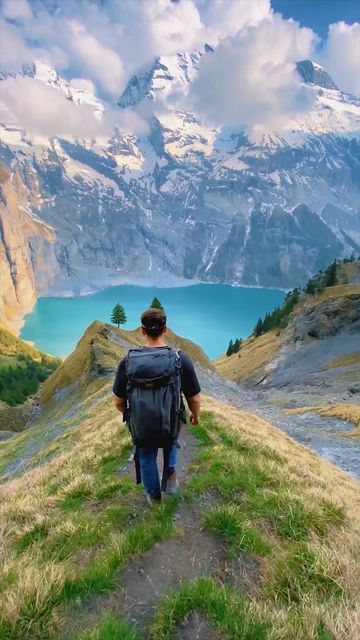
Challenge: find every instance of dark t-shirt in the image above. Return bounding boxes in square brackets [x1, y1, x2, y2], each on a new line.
[113, 348, 201, 399]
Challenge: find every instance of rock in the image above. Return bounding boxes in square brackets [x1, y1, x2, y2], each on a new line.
[286, 294, 360, 343]
[349, 385, 360, 394]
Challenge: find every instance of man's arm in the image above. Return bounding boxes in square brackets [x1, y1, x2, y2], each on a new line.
[186, 392, 201, 425]
[113, 395, 125, 414]
[113, 358, 126, 417]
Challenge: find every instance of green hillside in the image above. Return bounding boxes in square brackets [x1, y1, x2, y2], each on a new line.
[0, 322, 359, 640]
[0, 324, 60, 407]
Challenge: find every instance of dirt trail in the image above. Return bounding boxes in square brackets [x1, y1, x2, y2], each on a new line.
[62, 426, 259, 639]
[119, 497, 258, 634]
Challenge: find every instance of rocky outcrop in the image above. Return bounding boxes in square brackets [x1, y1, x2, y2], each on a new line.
[287, 290, 360, 342]
[0, 165, 60, 332]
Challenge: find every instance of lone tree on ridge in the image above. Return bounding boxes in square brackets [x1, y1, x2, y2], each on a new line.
[150, 296, 164, 311]
[111, 303, 127, 328]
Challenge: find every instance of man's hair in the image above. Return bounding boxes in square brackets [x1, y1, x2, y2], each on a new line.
[141, 308, 167, 337]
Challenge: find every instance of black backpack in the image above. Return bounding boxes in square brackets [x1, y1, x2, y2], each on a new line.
[125, 346, 183, 448]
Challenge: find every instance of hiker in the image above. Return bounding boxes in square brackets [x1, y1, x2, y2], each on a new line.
[113, 307, 201, 505]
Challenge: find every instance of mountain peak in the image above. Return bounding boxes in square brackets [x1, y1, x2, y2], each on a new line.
[118, 48, 207, 108]
[296, 59, 338, 91]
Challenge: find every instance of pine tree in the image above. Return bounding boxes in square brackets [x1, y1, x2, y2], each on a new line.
[305, 280, 317, 296]
[325, 260, 338, 287]
[226, 340, 234, 357]
[150, 296, 164, 311]
[233, 338, 241, 353]
[253, 318, 263, 337]
[111, 303, 127, 328]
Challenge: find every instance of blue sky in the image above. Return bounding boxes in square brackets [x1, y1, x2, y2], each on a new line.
[272, 0, 360, 38]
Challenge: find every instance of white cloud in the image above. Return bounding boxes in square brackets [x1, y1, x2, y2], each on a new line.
[2, 0, 357, 140]
[0, 76, 148, 138]
[188, 14, 317, 129]
[68, 19, 125, 95]
[1, 0, 32, 20]
[198, 0, 271, 41]
[143, 0, 205, 54]
[1, 77, 107, 137]
[319, 22, 360, 95]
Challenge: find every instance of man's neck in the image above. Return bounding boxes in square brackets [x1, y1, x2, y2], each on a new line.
[145, 337, 167, 348]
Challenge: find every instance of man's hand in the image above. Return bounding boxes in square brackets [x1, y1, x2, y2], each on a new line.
[189, 412, 199, 425]
[187, 393, 201, 426]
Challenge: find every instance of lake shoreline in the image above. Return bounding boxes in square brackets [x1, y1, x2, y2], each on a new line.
[41, 267, 288, 300]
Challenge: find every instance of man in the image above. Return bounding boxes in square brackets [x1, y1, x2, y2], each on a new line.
[113, 307, 201, 504]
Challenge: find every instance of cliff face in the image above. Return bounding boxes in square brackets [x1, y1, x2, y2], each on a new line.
[287, 286, 360, 342]
[0, 165, 60, 332]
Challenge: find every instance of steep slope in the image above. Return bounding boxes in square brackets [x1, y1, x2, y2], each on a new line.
[0, 163, 60, 333]
[214, 261, 360, 441]
[1, 57, 359, 330]
[0, 322, 211, 474]
[0, 320, 359, 640]
[0, 324, 60, 432]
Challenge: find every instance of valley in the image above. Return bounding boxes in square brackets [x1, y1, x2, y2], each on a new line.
[1, 56, 359, 332]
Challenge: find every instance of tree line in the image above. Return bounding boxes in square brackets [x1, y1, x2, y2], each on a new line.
[0, 355, 58, 406]
[226, 338, 242, 357]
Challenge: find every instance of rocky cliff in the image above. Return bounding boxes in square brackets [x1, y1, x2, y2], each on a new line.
[0, 164, 60, 332]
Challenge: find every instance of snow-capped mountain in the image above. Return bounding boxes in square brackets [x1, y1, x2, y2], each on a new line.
[0, 54, 359, 327]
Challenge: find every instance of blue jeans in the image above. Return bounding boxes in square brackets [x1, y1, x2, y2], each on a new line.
[138, 443, 178, 500]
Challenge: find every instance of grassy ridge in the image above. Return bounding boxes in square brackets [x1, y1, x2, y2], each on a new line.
[0, 391, 359, 640]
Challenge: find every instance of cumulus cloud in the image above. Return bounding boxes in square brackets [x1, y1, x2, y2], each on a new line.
[68, 20, 124, 95]
[188, 14, 317, 129]
[198, 0, 271, 40]
[319, 22, 360, 95]
[0, 77, 148, 138]
[1, 0, 32, 20]
[1, 0, 358, 138]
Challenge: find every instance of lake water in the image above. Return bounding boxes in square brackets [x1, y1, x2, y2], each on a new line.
[20, 284, 285, 360]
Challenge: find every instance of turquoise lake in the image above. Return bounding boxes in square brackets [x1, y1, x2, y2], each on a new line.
[20, 284, 285, 360]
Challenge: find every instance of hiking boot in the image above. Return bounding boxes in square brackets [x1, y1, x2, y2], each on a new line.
[145, 493, 161, 507]
[166, 472, 179, 495]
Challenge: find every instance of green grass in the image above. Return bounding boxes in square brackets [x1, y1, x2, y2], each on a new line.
[150, 577, 270, 640]
[103, 505, 134, 527]
[68, 613, 141, 640]
[205, 505, 271, 556]
[60, 490, 90, 511]
[1, 410, 352, 640]
[268, 543, 344, 605]
[16, 523, 50, 552]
